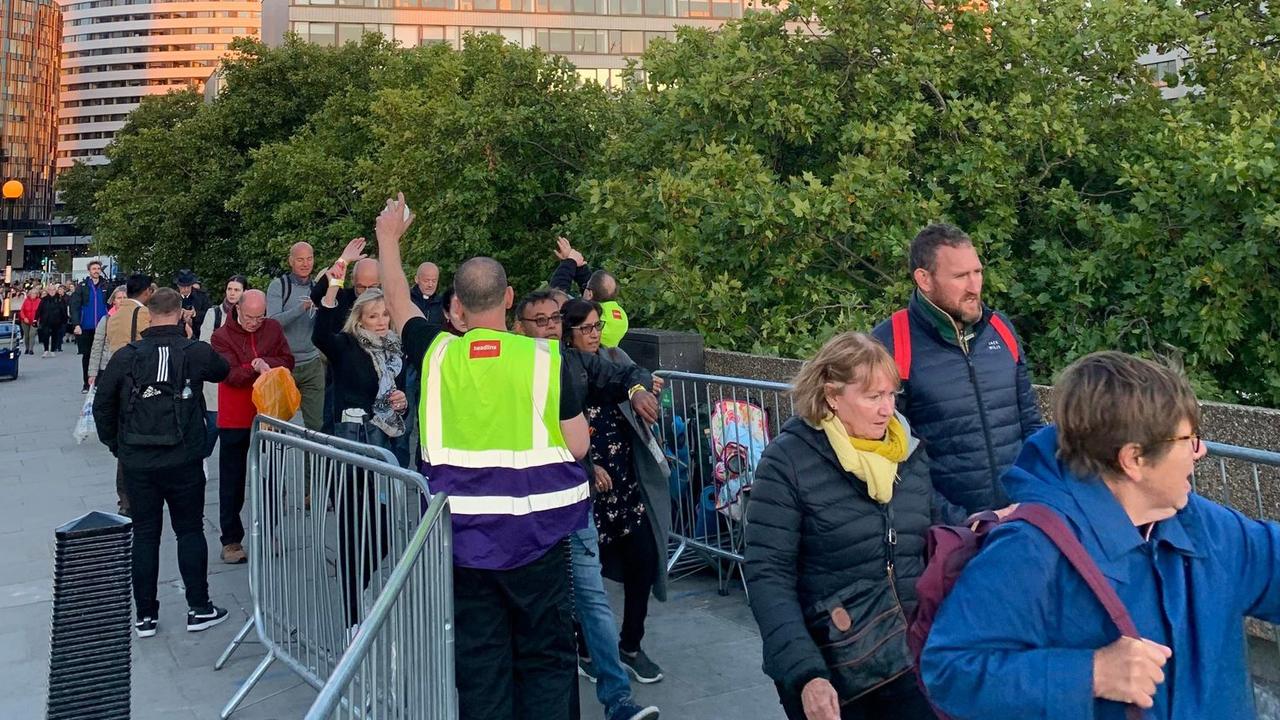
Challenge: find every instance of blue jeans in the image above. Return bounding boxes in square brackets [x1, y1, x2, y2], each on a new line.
[203, 411, 219, 459]
[570, 521, 633, 714]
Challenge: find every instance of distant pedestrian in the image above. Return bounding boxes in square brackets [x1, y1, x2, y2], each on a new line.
[210, 289, 294, 565]
[36, 286, 68, 356]
[18, 288, 39, 355]
[69, 260, 111, 392]
[175, 270, 211, 338]
[92, 288, 231, 638]
[410, 261, 444, 327]
[872, 223, 1042, 515]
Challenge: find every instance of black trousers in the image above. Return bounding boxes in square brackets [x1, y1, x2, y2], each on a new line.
[777, 673, 935, 720]
[600, 514, 658, 652]
[124, 460, 210, 617]
[454, 541, 575, 720]
[77, 329, 95, 385]
[336, 471, 389, 626]
[218, 428, 252, 546]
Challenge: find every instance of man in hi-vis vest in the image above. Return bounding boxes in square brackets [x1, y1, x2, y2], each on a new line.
[375, 193, 591, 720]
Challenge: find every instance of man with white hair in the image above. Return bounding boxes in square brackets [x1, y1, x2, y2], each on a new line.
[267, 242, 324, 431]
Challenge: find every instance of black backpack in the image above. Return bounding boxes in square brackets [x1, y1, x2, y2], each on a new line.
[120, 338, 198, 447]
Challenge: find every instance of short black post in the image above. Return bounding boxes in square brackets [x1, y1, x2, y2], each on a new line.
[46, 511, 133, 720]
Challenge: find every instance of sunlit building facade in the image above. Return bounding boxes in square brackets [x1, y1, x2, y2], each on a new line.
[261, 0, 763, 87]
[1, 0, 61, 224]
[56, 0, 262, 169]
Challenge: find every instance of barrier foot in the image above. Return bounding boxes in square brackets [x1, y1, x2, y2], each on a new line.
[215, 618, 257, 671]
[666, 539, 686, 573]
[220, 652, 275, 719]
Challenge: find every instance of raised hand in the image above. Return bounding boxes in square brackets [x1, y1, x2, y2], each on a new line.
[555, 236, 573, 261]
[375, 193, 415, 246]
[340, 237, 368, 265]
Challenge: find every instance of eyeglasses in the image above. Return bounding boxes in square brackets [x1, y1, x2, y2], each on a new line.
[354, 283, 381, 294]
[572, 321, 605, 334]
[1160, 433, 1202, 453]
[521, 315, 562, 328]
[240, 312, 266, 322]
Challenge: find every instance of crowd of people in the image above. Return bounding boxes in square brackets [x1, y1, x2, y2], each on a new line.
[76, 204, 1280, 720]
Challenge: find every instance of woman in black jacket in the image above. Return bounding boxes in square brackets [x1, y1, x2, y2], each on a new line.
[744, 332, 953, 720]
[36, 286, 69, 356]
[314, 264, 410, 631]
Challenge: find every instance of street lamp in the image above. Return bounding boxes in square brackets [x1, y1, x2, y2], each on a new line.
[3, 179, 24, 319]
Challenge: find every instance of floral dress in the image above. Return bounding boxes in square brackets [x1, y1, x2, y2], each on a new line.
[586, 401, 645, 546]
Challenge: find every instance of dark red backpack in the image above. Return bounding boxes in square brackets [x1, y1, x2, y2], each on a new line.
[907, 503, 1143, 720]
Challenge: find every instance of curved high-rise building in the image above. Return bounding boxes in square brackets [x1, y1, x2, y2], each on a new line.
[1, 0, 61, 223]
[57, 0, 262, 169]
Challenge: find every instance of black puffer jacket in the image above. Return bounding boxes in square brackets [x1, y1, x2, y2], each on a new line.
[872, 293, 1042, 514]
[744, 415, 934, 698]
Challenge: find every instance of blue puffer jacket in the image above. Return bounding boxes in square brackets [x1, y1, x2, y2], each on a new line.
[921, 427, 1280, 720]
[872, 293, 1042, 513]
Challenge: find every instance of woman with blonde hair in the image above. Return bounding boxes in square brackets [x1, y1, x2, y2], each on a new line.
[744, 332, 966, 720]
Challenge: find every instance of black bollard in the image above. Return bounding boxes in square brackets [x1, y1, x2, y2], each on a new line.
[46, 511, 133, 720]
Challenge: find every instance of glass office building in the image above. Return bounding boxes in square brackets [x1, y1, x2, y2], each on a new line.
[1, 0, 61, 224]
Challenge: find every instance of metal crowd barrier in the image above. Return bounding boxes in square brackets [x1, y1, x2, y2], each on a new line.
[216, 416, 439, 719]
[305, 496, 456, 719]
[654, 371, 794, 597]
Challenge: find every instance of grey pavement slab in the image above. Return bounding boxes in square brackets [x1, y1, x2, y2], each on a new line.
[0, 348, 784, 719]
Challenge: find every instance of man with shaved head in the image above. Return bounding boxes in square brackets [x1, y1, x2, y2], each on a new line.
[376, 193, 590, 720]
[410, 261, 444, 327]
[267, 242, 325, 431]
[211, 289, 294, 564]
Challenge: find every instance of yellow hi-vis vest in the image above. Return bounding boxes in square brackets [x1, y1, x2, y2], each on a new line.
[419, 328, 589, 569]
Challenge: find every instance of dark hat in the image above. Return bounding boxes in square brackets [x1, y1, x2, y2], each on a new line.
[175, 269, 198, 286]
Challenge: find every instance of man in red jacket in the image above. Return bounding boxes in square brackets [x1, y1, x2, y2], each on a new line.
[211, 289, 294, 564]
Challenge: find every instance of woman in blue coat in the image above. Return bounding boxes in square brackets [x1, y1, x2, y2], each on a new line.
[922, 351, 1280, 720]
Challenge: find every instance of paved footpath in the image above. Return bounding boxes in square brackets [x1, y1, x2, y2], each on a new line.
[0, 349, 782, 719]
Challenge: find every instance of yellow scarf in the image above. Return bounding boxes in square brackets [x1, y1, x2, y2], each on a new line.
[819, 415, 910, 504]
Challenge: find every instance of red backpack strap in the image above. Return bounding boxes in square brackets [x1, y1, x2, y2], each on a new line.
[988, 314, 1021, 364]
[891, 309, 912, 380]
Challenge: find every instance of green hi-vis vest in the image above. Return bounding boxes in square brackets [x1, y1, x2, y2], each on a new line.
[599, 300, 629, 349]
[418, 328, 589, 570]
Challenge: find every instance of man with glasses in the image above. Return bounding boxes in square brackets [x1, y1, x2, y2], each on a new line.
[921, 351, 1280, 720]
[515, 288, 661, 720]
[210, 289, 295, 564]
[311, 242, 380, 432]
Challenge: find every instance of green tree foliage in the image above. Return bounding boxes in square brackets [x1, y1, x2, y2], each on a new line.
[70, 3, 1280, 404]
[565, 0, 1280, 404]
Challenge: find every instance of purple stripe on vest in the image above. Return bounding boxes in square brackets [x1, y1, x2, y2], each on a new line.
[422, 461, 587, 499]
[418, 460, 590, 570]
[451, 500, 589, 570]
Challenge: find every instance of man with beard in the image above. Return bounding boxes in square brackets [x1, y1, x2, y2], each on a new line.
[872, 223, 1042, 515]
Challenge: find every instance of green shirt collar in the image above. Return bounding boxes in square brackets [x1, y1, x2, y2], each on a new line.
[913, 290, 977, 353]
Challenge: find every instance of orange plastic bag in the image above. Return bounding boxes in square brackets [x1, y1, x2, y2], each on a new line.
[252, 366, 302, 420]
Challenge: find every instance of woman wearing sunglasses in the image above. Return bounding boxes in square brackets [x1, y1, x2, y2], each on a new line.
[561, 298, 671, 686]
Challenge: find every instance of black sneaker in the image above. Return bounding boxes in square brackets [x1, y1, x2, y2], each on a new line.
[81, 385, 90, 394]
[607, 700, 660, 720]
[577, 655, 598, 683]
[187, 605, 229, 632]
[134, 617, 157, 638]
[619, 646, 663, 684]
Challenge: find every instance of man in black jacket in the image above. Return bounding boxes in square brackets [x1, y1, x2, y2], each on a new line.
[93, 288, 232, 639]
[872, 223, 1043, 514]
[176, 269, 212, 338]
[410, 261, 445, 327]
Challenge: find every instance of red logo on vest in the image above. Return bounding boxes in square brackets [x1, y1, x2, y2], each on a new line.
[612, 309, 623, 320]
[469, 340, 501, 359]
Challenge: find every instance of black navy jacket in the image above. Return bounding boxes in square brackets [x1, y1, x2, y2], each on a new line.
[872, 295, 1042, 514]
